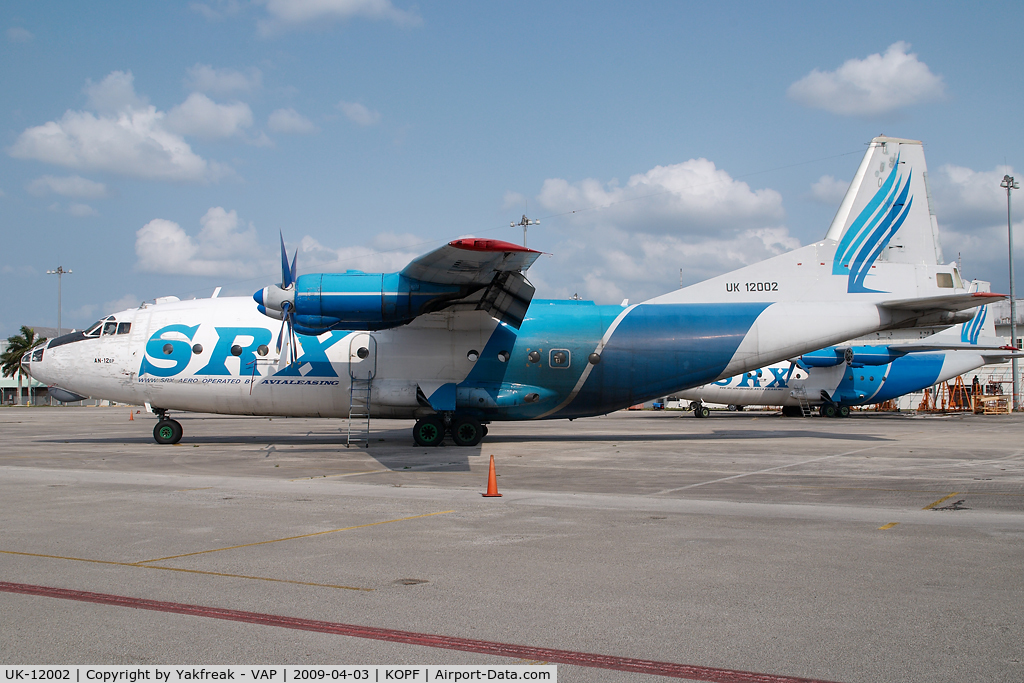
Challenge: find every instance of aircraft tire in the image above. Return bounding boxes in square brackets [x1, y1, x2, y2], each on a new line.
[450, 416, 484, 447]
[698, 406, 711, 419]
[153, 419, 183, 445]
[820, 404, 837, 418]
[413, 417, 445, 447]
[838, 405, 851, 418]
[781, 405, 803, 417]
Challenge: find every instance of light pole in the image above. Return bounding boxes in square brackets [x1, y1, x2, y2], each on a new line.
[46, 265, 71, 338]
[511, 214, 539, 248]
[1000, 175, 1019, 411]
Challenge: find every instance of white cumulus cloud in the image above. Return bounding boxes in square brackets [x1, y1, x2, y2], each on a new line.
[7, 27, 34, 43]
[538, 158, 784, 235]
[930, 163, 1014, 229]
[924, 163, 1022, 286]
[67, 203, 99, 217]
[27, 174, 107, 198]
[259, 0, 421, 31]
[809, 175, 849, 205]
[190, 0, 243, 21]
[788, 42, 945, 116]
[9, 71, 228, 183]
[267, 108, 319, 134]
[296, 233, 425, 273]
[526, 159, 796, 303]
[337, 100, 380, 126]
[102, 293, 141, 313]
[185, 64, 262, 95]
[135, 207, 265, 277]
[166, 93, 254, 138]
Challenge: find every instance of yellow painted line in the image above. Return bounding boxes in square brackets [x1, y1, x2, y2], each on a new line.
[877, 523, 899, 530]
[136, 510, 456, 564]
[923, 492, 960, 510]
[0, 550, 372, 591]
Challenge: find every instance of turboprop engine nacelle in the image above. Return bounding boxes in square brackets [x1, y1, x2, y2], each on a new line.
[798, 347, 855, 368]
[255, 271, 465, 333]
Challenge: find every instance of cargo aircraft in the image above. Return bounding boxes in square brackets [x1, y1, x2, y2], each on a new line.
[24, 136, 1002, 446]
[678, 301, 1019, 417]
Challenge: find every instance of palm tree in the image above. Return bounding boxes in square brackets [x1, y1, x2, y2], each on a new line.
[2, 326, 47, 406]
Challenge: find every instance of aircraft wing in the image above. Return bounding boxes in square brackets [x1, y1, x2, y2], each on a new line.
[401, 238, 542, 328]
[879, 292, 1004, 312]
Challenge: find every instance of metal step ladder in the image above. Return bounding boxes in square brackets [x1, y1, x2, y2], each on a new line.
[347, 372, 372, 447]
[797, 397, 813, 417]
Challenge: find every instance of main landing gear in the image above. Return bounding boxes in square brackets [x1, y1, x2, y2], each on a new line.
[412, 414, 488, 447]
[817, 403, 851, 418]
[690, 401, 711, 418]
[152, 408, 183, 444]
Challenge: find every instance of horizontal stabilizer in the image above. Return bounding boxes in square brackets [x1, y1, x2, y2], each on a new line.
[981, 352, 1024, 364]
[890, 341, 1016, 353]
[880, 292, 1004, 313]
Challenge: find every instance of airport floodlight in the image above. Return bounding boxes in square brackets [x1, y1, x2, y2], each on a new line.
[1001, 175, 1020, 411]
[513, 214, 539, 248]
[46, 265, 72, 338]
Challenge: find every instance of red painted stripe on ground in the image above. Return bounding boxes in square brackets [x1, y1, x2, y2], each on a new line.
[0, 581, 839, 683]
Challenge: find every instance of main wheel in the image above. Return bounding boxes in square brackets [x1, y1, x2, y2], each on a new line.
[838, 405, 851, 418]
[698, 406, 711, 418]
[450, 416, 484, 447]
[413, 417, 445, 447]
[819, 404, 837, 418]
[153, 419, 183, 445]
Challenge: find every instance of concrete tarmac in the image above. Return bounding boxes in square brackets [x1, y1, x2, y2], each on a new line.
[1, 407, 1022, 682]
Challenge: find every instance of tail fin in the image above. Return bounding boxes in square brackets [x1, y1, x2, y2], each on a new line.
[825, 136, 945, 292]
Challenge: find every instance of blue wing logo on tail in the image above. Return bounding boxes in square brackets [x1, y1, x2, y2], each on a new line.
[833, 154, 914, 293]
[960, 306, 987, 345]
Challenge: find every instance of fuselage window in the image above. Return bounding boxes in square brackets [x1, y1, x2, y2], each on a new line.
[117, 322, 131, 335]
[103, 322, 117, 335]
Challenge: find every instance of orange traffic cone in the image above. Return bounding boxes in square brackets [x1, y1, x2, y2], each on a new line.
[129, 410, 133, 421]
[482, 455, 502, 497]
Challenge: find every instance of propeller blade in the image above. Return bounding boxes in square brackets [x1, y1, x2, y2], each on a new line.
[289, 249, 298, 288]
[279, 231, 293, 288]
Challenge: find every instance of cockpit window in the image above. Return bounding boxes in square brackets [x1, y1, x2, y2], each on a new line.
[21, 352, 31, 364]
[32, 347, 44, 362]
[84, 321, 104, 337]
[117, 322, 131, 335]
[103, 322, 118, 335]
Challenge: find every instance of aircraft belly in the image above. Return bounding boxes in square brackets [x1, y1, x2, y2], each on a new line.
[720, 302, 884, 378]
[558, 302, 770, 417]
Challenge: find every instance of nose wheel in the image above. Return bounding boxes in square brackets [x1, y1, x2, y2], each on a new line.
[153, 418, 183, 444]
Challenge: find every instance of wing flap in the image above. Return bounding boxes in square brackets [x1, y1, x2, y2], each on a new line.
[402, 238, 541, 327]
[402, 238, 542, 285]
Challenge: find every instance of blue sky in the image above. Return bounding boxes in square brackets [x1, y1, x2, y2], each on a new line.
[2, 1, 1023, 338]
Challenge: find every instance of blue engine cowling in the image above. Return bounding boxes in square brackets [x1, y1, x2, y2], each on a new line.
[290, 272, 465, 333]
